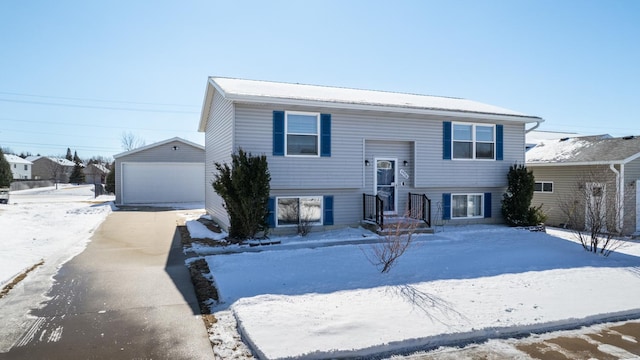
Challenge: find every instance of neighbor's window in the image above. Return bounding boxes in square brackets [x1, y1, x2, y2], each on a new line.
[534, 181, 553, 193]
[453, 123, 495, 160]
[452, 194, 483, 218]
[24, 165, 28, 171]
[277, 196, 322, 226]
[286, 112, 320, 156]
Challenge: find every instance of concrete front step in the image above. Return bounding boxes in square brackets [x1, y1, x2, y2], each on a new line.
[361, 218, 434, 235]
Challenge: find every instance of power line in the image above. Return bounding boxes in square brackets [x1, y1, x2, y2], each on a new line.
[0, 140, 121, 152]
[0, 98, 199, 114]
[0, 90, 199, 108]
[0, 117, 198, 133]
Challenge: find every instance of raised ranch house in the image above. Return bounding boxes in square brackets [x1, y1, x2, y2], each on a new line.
[83, 163, 110, 184]
[26, 156, 74, 183]
[198, 77, 543, 233]
[527, 134, 640, 236]
[4, 154, 32, 180]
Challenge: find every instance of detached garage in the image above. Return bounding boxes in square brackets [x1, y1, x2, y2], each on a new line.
[114, 137, 205, 205]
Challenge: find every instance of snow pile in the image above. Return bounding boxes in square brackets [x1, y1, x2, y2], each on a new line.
[186, 220, 228, 241]
[205, 226, 640, 359]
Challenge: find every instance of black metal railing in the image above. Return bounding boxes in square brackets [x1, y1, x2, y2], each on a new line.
[363, 193, 384, 229]
[408, 192, 431, 227]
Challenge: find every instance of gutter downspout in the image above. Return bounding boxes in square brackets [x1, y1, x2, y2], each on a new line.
[609, 163, 624, 233]
[525, 121, 542, 133]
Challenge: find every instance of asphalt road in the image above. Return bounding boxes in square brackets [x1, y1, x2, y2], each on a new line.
[0, 210, 214, 360]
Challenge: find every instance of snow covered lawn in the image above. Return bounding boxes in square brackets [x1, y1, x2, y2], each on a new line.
[198, 226, 640, 359]
[0, 185, 114, 289]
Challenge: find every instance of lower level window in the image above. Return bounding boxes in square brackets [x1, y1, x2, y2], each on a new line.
[452, 194, 483, 218]
[277, 197, 322, 226]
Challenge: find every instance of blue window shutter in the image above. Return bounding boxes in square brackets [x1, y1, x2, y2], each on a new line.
[484, 192, 492, 218]
[443, 122, 452, 160]
[323, 195, 334, 225]
[496, 125, 504, 161]
[320, 114, 331, 157]
[442, 193, 451, 220]
[273, 111, 285, 156]
[267, 197, 276, 227]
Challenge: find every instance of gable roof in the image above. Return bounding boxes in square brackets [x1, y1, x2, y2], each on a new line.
[526, 135, 640, 166]
[25, 156, 75, 167]
[84, 163, 109, 173]
[113, 137, 204, 159]
[4, 154, 32, 164]
[199, 77, 543, 132]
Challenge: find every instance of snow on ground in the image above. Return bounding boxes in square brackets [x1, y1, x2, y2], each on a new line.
[0, 185, 114, 288]
[193, 225, 640, 359]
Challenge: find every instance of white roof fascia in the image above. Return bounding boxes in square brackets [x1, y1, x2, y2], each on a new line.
[114, 137, 204, 159]
[621, 151, 640, 164]
[198, 78, 223, 132]
[223, 93, 541, 124]
[527, 160, 622, 167]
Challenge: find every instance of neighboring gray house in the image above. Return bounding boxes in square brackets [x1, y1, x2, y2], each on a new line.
[27, 156, 74, 183]
[527, 135, 640, 235]
[113, 137, 205, 205]
[83, 163, 109, 184]
[4, 154, 32, 179]
[198, 77, 543, 233]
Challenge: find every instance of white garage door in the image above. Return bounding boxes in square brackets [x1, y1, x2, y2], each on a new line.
[122, 162, 204, 204]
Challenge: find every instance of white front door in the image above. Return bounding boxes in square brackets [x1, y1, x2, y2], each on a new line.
[375, 158, 397, 215]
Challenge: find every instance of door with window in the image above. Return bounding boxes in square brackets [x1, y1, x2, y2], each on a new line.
[375, 159, 397, 214]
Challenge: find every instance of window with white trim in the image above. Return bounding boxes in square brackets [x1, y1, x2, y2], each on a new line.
[452, 193, 483, 218]
[453, 123, 495, 160]
[286, 112, 320, 156]
[534, 181, 553, 193]
[277, 196, 322, 226]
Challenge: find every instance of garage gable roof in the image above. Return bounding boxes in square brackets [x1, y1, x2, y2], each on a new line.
[113, 137, 204, 159]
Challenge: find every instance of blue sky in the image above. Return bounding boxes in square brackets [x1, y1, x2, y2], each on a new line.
[1, 0, 638, 159]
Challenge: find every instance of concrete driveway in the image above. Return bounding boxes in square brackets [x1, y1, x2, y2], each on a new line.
[0, 210, 214, 359]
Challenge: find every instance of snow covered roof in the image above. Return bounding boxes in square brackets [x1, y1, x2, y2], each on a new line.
[4, 154, 32, 164]
[25, 156, 75, 167]
[85, 163, 109, 173]
[199, 77, 543, 132]
[526, 135, 640, 166]
[113, 137, 204, 159]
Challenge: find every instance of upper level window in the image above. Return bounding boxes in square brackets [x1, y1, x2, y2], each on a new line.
[453, 123, 495, 160]
[24, 165, 28, 171]
[534, 181, 553, 193]
[286, 112, 319, 156]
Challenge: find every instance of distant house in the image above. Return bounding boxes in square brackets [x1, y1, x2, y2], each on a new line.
[113, 137, 205, 205]
[198, 77, 543, 233]
[83, 163, 109, 184]
[527, 135, 640, 235]
[4, 154, 32, 179]
[27, 156, 75, 183]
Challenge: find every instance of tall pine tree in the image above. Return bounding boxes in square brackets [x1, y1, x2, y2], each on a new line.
[65, 148, 73, 161]
[0, 147, 12, 187]
[69, 151, 85, 184]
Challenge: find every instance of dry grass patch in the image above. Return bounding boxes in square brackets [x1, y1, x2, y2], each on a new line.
[0, 259, 44, 299]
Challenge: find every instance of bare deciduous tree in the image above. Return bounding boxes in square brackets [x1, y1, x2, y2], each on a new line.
[558, 168, 624, 256]
[121, 131, 146, 151]
[364, 212, 419, 273]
